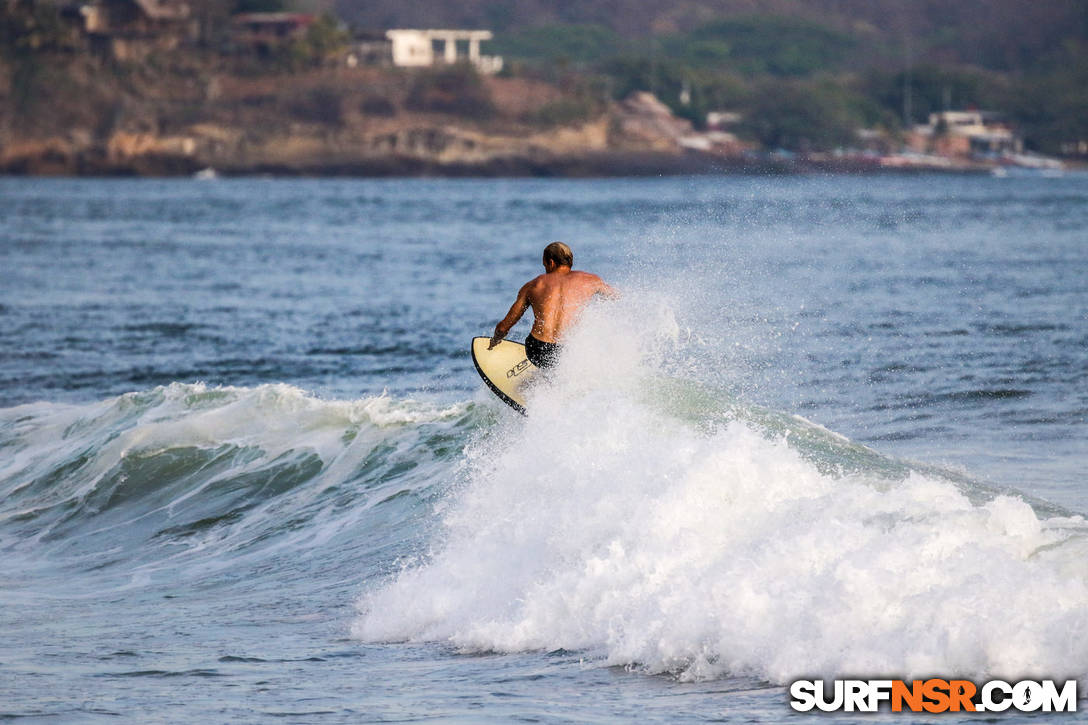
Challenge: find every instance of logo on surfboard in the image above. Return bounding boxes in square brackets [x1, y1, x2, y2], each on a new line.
[506, 359, 531, 378]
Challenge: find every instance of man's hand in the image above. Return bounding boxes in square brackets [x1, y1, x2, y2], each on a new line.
[490, 284, 531, 350]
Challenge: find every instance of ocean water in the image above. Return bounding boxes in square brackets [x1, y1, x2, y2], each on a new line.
[1, 174, 1086, 722]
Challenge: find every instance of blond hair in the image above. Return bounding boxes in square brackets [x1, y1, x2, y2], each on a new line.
[543, 241, 573, 268]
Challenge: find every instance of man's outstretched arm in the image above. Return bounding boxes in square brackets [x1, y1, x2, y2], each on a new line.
[489, 284, 531, 349]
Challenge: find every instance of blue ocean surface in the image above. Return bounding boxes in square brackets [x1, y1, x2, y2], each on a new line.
[1, 174, 1086, 722]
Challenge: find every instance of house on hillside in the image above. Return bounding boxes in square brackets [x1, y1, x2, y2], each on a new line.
[76, 0, 194, 59]
[907, 110, 1021, 157]
[229, 12, 314, 53]
[385, 29, 502, 74]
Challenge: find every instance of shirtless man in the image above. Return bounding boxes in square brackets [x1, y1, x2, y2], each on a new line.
[489, 242, 618, 368]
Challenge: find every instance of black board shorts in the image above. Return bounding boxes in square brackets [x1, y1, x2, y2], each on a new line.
[525, 334, 562, 369]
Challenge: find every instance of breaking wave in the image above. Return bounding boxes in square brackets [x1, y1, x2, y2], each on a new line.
[353, 302, 1088, 685]
[0, 383, 473, 588]
[3, 306, 1085, 686]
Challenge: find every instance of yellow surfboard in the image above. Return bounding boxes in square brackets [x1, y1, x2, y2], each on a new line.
[471, 337, 538, 413]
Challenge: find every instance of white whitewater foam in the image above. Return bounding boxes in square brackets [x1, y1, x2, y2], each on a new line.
[355, 300, 1088, 684]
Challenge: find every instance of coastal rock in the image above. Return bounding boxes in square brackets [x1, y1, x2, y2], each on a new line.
[613, 91, 693, 151]
[107, 132, 197, 161]
[0, 57, 715, 176]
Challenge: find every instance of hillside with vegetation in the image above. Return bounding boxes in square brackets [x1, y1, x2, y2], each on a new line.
[338, 0, 1088, 155]
[1, 0, 1085, 175]
[1, 0, 657, 175]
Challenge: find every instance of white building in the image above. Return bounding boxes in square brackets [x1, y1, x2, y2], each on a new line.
[385, 29, 503, 74]
[910, 110, 1020, 155]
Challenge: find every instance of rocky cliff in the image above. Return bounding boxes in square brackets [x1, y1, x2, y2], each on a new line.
[0, 57, 727, 176]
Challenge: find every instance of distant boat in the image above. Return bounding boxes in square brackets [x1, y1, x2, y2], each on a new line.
[193, 167, 218, 180]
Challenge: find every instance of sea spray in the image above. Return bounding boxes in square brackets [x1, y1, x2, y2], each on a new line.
[354, 302, 1088, 684]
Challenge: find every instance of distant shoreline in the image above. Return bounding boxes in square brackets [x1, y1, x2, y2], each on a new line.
[7, 151, 1064, 179]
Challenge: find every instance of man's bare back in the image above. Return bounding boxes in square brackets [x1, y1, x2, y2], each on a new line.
[520, 268, 614, 343]
[489, 243, 617, 366]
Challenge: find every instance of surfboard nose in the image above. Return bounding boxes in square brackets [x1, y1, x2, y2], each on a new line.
[471, 336, 536, 413]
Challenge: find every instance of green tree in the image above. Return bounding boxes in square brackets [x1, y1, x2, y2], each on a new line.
[602, 55, 689, 105]
[865, 65, 1005, 125]
[278, 13, 347, 69]
[1005, 41, 1088, 154]
[739, 80, 862, 151]
[663, 16, 861, 76]
[304, 13, 348, 59]
[488, 24, 622, 65]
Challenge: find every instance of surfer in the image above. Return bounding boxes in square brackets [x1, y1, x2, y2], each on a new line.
[489, 242, 618, 368]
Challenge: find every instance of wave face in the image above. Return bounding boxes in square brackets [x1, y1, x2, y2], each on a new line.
[354, 304, 1088, 684]
[0, 383, 473, 588]
[3, 306, 1086, 687]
